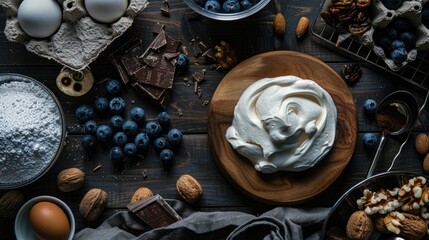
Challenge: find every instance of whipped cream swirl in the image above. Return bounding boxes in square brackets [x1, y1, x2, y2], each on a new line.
[225, 76, 337, 174]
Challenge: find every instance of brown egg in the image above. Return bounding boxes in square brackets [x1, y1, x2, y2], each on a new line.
[29, 201, 70, 240]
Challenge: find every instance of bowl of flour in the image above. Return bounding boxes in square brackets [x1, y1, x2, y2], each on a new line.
[0, 74, 65, 189]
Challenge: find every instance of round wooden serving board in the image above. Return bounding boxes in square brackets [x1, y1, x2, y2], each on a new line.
[207, 51, 357, 204]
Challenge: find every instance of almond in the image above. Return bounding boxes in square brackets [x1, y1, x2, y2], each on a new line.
[423, 152, 429, 174]
[296, 16, 310, 38]
[415, 133, 429, 155]
[273, 13, 286, 35]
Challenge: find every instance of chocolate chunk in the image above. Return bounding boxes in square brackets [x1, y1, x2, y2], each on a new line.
[143, 52, 160, 68]
[192, 71, 205, 83]
[110, 38, 144, 84]
[153, 22, 166, 34]
[163, 52, 180, 61]
[134, 60, 175, 89]
[164, 34, 182, 53]
[161, 0, 170, 16]
[127, 194, 181, 229]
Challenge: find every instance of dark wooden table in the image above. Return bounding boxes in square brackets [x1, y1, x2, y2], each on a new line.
[1, 0, 429, 238]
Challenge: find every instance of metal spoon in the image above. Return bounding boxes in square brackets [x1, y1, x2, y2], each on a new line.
[366, 91, 419, 178]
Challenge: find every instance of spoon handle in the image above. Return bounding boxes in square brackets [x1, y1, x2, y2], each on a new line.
[366, 132, 387, 178]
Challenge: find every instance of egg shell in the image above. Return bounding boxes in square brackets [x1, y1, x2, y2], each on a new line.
[29, 201, 70, 240]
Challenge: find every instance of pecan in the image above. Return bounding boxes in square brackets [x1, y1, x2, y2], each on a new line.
[341, 63, 362, 82]
[354, 11, 369, 23]
[349, 22, 371, 36]
[356, 0, 371, 8]
[321, 10, 338, 27]
[398, 176, 429, 212]
[330, 0, 355, 9]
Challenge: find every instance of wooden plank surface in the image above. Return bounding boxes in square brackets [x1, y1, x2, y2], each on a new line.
[1, 0, 429, 239]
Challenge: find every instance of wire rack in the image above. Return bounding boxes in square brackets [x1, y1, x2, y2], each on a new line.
[310, 9, 429, 92]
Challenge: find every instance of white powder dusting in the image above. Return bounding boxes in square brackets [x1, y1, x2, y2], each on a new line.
[0, 78, 63, 185]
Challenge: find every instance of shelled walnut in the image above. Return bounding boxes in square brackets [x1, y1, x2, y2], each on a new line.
[214, 41, 237, 70]
[384, 211, 427, 239]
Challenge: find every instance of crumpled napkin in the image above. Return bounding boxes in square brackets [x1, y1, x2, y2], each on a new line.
[74, 200, 330, 240]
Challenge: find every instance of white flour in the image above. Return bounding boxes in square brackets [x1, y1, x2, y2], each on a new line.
[0, 79, 62, 185]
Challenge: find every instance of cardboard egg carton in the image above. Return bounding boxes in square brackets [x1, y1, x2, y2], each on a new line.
[1, 0, 148, 71]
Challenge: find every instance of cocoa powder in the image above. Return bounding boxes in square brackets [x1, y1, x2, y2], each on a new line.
[376, 103, 407, 134]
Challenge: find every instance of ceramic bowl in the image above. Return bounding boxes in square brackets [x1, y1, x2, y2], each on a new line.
[15, 196, 75, 240]
[183, 0, 271, 21]
[320, 171, 427, 239]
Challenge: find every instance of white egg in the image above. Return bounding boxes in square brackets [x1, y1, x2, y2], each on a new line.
[85, 0, 129, 24]
[17, 0, 62, 39]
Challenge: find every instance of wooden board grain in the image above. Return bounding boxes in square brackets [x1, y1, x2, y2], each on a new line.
[207, 51, 358, 204]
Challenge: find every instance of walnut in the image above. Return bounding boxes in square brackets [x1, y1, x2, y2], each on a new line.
[79, 188, 108, 221]
[373, 215, 391, 235]
[346, 210, 373, 240]
[397, 176, 429, 212]
[130, 187, 153, 203]
[176, 174, 203, 204]
[384, 211, 427, 239]
[341, 63, 362, 82]
[0, 190, 25, 220]
[356, 0, 371, 8]
[57, 167, 85, 192]
[357, 188, 401, 215]
[214, 41, 237, 70]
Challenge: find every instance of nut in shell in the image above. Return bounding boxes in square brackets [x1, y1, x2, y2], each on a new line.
[346, 210, 373, 240]
[423, 152, 429, 174]
[176, 174, 203, 204]
[79, 188, 108, 221]
[415, 133, 429, 156]
[0, 190, 25, 220]
[296, 16, 310, 38]
[273, 13, 286, 35]
[130, 187, 153, 203]
[57, 167, 85, 192]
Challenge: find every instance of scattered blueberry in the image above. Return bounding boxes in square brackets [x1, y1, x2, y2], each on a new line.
[381, 0, 402, 10]
[113, 132, 128, 147]
[94, 97, 109, 113]
[240, 0, 253, 10]
[399, 32, 416, 48]
[145, 121, 162, 139]
[391, 48, 408, 64]
[95, 125, 113, 142]
[130, 107, 146, 123]
[391, 40, 405, 50]
[205, 0, 221, 12]
[159, 149, 175, 168]
[124, 143, 138, 157]
[363, 133, 378, 149]
[222, 0, 240, 13]
[134, 132, 150, 150]
[378, 37, 392, 51]
[110, 115, 125, 131]
[386, 27, 398, 40]
[364, 98, 378, 115]
[76, 105, 94, 123]
[122, 120, 138, 136]
[157, 112, 170, 129]
[392, 18, 411, 32]
[84, 120, 97, 135]
[81, 134, 96, 151]
[105, 78, 122, 96]
[110, 146, 125, 161]
[153, 137, 171, 153]
[167, 128, 183, 147]
[175, 53, 189, 71]
[193, 0, 208, 7]
[109, 97, 126, 114]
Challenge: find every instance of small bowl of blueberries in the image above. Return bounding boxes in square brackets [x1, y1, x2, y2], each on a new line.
[184, 0, 271, 21]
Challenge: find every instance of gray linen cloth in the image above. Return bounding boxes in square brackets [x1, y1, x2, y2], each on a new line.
[74, 200, 330, 240]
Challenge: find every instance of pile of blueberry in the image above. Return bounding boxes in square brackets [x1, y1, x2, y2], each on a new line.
[194, 0, 259, 14]
[76, 79, 183, 170]
[373, 17, 417, 65]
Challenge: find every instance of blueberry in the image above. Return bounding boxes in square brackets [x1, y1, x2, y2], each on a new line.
[385, 27, 398, 40]
[153, 137, 171, 153]
[84, 120, 97, 135]
[159, 149, 175, 168]
[399, 32, 416, 48]
[94, 97, 109, 113]
[240, 0, 253, 10]
[423, 7, 429, 21]
[381, 0, 402, 10]
[175, 53, 189, 71]
[124, 143, 138, 157]
[122, 120, 138, 136]
[222, 0, 240, 13]
[95, 125, 113, 142]
[110, 115, 124, 131]
[392, 18, 411, 32]
[134, 132, 150, 150]
[391, 48, 408, 64]
[130, 107, 146, 123]
[167, 128, 183, 147]
[157, 112, 170, 128]
[145, 121, 162, 139]
[76, 105, 94, 123]
[363, 133, 378, 149]
[205, 0, 221, 12]
[105, 78, 122, 96]
[110, 146, 125, 161]
[193, 0, 208, 7]
[391, 40, 405, 50]
[364, 98, 378, 115]
[378, 37, 391, 51]
[109, 97, 126, 115]
[113, 131, 128, 147]
[81, 134, 96, 151]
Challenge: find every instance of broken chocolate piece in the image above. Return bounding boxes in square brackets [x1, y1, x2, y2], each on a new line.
[127, 194, 181, 228]
[192, 71, 205, 83]
[153, 22, 166, 34]
[163, 52, 180, 61]
[110, 38, 144, 84]
[161, 0, 170, 16]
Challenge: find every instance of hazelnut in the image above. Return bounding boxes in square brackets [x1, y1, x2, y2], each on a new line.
[79, 188, 108, 221]
[130, 187, 153, 203]
[0, 190, 25, 220]
[57, 167, 85, 192]
[415, 133, 429, 156]
[176, 174, 203, 204]
[346, 210, 373, 240]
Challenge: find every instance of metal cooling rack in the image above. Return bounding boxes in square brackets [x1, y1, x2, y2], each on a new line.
[310, 9, 429, 92]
